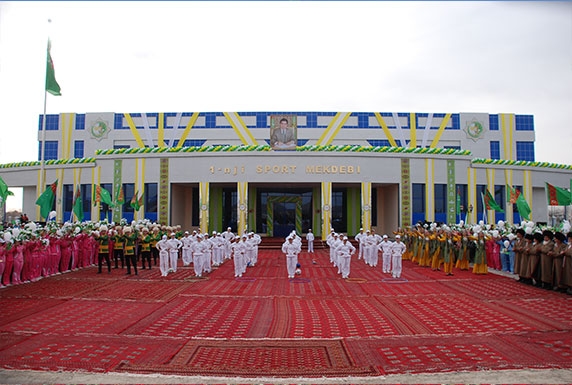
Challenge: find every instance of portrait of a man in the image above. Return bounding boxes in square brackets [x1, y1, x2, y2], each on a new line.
[270, 115, 297, 150]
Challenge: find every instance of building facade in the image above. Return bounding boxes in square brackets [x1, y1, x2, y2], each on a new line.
[1, 111, 570, 238]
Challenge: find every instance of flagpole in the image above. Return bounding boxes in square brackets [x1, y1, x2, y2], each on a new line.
[40, 19, 52, 204]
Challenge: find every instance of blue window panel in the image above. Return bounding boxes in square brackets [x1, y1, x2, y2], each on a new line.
[451, 114, 460, 130]
[357, 112, 369, 128]
[306, 112, 317, 128]
[204, 112, 217, 128]
[516, 141, 535, 161]
[367, 140, 392, 147]
[114, 113, 126, 129]
[435, 213, 447, 223]
[490, 141, 500, 159]
[38, 115, 59, 131]
[75, 114, 85, 130]
[38, 141, 58, 160]
[256, 113, 267, 128]
[489, 115, 499, 131]
[172, 139, 206, 147]
[417, 113, 428, 118]
[515, 115, 534, 131]
[444, 145, 461, 150]
[74, 140, 84, 159]
[434, 184, 447, 214]
[113, 144, 129, 149]
[297, 139, 308, 146]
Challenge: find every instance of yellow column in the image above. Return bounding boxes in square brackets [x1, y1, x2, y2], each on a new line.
[486, 168, 495, 224]
[237, 181, 248, 235]
[467, 167, 477, 224]
[424, 159, 435, 222]
[200, 181, 210, 233]
[321, 182, 332, 240]
[504, 169, 514, 225]
[361, 182, 372, 230]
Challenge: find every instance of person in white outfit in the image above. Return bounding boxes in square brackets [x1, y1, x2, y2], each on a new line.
[251, 232, 261, 266]
[391, 235, 406, 278]
[166, 233, 182, 273]
[282, 236, 301, 278]
[336, 236, 356, 279]
[202, 233, 213, 274]
[181, 231, 193, 266]
[222, 227, 235, 260]
[379, 235, 394, 273]
[212, 232, 224, 266]
[306, 229, 315, 253]
[232, 236, 247, 277]
[191, 234, 208, 277]
[355, 228, 365, 260]
[156, 235, 170, 277]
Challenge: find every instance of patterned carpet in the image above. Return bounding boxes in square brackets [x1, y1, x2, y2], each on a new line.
[0, 249, 571, 378]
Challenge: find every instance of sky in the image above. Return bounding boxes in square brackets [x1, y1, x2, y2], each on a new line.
[0, 1, 571, 211]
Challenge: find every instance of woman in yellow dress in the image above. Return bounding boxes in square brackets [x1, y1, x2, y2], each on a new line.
[455, 229, 470, 270]
[472, 231, 488, 275]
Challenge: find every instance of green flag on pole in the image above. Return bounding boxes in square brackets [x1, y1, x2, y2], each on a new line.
[0, 176, 14, 202]
[46, 39, 61, 96]
[35, 180, 58, 219]
[72, 186, 84, 222]
[483, 188, 504, 213]
[515, 190, 532, 220]
[545, 182, 571, 206]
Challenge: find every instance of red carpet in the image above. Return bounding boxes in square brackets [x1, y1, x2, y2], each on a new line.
[0, 249, 571, 378]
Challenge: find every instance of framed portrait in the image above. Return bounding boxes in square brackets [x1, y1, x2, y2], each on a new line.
[270, 114, 297, 150]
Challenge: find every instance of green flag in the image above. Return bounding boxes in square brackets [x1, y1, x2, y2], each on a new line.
[483, 188, 504, 212]
[515, 190, 532, 220]
[545, 182, 571, 206]
[46, 39, 61, 96]
[0, 176, 14, 202]
[72, 186, 84, 222]
[35, 180, 58, 219]
[93, 185, 114, 207]
[456, 188, 461, 215]
[130, 191, 140, 211]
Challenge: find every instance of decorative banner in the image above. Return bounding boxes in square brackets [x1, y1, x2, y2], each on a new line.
[159, 158, 169, 225]
[361, 182, 371, 230]
[447, 160, 456, 224]
[112, 159, 123, 223]
[321, 182, 332, 240]
[199, 181, 210, 233]
[237, 181, 248, 236]
[401, 159, 411, 227]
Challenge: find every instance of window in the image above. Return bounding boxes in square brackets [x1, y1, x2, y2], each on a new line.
[434, 184, 447, 214]
[516, 141, 535, 161]
[367, 140, 392, 147]
[172, 139, 206, 147]
[38, 115, 59, 131]
[74, 141, 84, 159]
[331, 189, 347, 233]
[144, 183, 158, 221]
[412, 183, 425, 225]
[444, 145, 461, 150]
[98, 183, 113, 221]
[75, 114, 85, 130]
[515, 115, 534, 131]
[122, 183, 135, 212]
[489, 115, 499, 131]
[39, 141, 58, 160]
[490, 141, 500, 159]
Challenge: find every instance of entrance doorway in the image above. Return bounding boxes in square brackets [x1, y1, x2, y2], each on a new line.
[266, 196, 302, 237]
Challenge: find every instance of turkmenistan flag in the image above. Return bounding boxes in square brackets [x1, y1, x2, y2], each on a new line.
[93, 185, 113, 207]
[545, 182, 571, 206]
[0, 176, 14, 202]
[72, 186, 84, 222]
[130, 191, 141, 211]
[483, 188, 504, 212]
[36, 180, 58, 219]
[46, 39, 61, 96]
[515, 190, 532, 220]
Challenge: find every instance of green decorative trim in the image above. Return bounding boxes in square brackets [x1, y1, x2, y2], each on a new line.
[472, 158, 572, 170]
[0, 157, 96, 169]
[94, 145, 472, 156]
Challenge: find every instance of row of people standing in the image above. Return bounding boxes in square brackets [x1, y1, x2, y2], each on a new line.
[354, 228, 406, 278]
[513, 229, 572, 294]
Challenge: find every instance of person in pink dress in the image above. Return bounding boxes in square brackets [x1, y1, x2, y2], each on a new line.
[0, 242, 7, 287]
[12, 240, 25, 285]
[2, 242, 14, 286]
[59, 231, 73, 272]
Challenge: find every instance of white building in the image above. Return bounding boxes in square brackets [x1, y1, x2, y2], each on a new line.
[1, 110, 570, 238]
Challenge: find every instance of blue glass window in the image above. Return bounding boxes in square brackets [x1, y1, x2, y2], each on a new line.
[38, 141, 58, 160]
[489, 115, 499, 131]
[490, 141, 500, 159]
[367, 140, 392, 147]
[434, 184, 447, 214]
[515, 115, 534, 131]
[74, 141, 84, 159]
[38, 115, 59, 131]
[75, 114, 85, 130]
[516, 141, 535, 161]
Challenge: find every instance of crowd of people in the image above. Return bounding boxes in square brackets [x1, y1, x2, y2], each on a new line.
[393, 219, 572, 294]
[2, 213, 572, 295]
